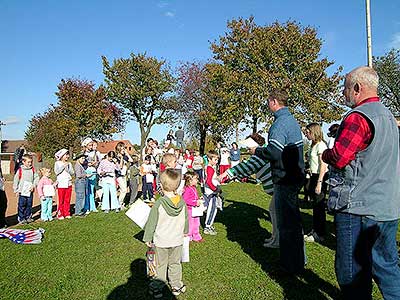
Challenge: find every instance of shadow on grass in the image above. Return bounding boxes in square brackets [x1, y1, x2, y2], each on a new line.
[107, 258, 177, 300]
[219, 198, 340, 300]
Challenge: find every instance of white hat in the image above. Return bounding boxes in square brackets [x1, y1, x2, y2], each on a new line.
[81, 137, 93, 147]
[240, 137, 260, 148]
[55, 148, 68, 160]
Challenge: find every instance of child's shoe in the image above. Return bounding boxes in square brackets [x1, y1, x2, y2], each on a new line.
[26, 218, 34, 223]
[204, 227, 217, 235]
[115, 208, 120, 213]
[57, 216, 65, 220]
[65, 216, 72, 219]
[104, 209, 110, 214]
[172, 285, 187, 296]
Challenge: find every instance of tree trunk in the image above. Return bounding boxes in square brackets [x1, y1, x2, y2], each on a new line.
[199, 125, 207, 156]
[252, 115, 258, 134]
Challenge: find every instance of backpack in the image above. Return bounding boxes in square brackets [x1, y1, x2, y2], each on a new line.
[18, 167, 35, 179]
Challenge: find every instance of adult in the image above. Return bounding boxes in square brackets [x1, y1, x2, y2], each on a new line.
[13, 144, 26, 174]
[175, 126, 185, 149]
[322, 66, 400, 299]
[303, 123, 328, 243]
[166, 129, 175, 144]
[250, 89, 305, 274]
[229, 142, 241, 167]
[115, 142, 134, 209]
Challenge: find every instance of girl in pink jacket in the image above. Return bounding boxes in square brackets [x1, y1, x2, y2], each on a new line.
[182, 172, 203, 242]
[37, 168, 56, 221]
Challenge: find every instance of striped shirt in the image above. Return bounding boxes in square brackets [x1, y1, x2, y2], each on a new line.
[226, 155, 273, 195]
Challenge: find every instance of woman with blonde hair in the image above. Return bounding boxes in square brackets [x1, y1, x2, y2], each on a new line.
[115, 142, 133, 209]
[304, 123, 328, 243]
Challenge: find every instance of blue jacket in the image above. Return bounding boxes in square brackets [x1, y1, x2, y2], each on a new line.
[255, 107, 304, 185]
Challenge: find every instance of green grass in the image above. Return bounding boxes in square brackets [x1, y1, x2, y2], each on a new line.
[0, 182, 392, 299]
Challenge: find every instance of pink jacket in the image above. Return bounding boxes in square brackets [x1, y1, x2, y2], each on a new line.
[182, 186, 199, 212]
[37, 177, 54, 198]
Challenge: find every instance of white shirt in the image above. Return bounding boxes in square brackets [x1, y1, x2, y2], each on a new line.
[308, 141, 327, 174]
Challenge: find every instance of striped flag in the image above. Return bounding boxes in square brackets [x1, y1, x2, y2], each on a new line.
[0, 228, 45, 244]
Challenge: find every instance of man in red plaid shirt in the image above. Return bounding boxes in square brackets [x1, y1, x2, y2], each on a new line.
[322, 66, 400, 300]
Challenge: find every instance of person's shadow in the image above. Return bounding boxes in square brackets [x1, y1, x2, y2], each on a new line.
[107, 258, 177, 300]
[218, 198, 341, 300]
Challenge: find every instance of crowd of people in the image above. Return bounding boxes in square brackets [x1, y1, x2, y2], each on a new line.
[2, 65, 400, 299]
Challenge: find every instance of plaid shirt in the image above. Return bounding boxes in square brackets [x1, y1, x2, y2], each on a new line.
[322, 97, 379, 169]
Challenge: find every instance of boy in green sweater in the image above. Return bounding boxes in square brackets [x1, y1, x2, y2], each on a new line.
[143, 169, 189, 297]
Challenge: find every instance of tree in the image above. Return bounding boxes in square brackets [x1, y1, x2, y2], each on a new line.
[102, 53, 177, 156]
[25, 78, 125, 157]
[175, 61, 236, 154]
[210, 17, 344, 131]
[374, 49, 400, 114]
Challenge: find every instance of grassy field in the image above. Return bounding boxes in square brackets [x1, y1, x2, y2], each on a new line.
[0, 182, 391, 300]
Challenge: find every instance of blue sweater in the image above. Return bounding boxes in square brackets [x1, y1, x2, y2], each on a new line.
[255, 107, 304, 185]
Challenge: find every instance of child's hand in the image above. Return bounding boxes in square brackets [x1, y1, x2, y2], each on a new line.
[196, 200, 201, 206]
[145, 241, 153, 248]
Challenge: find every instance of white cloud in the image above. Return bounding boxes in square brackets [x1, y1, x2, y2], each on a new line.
[1, 116, 21, 125]
[164, 11, 175, 18]
[157, 1, 168, 8]
[388, 32, 400, 49]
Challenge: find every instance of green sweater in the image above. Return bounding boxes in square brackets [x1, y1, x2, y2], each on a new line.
[143, 195, 189, 247]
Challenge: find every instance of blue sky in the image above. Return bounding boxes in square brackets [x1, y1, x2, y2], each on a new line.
[1, 0, 399, 145]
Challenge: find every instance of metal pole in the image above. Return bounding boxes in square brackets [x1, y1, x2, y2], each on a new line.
[366, 0, 373, 67]
[0, 121, 4, 154]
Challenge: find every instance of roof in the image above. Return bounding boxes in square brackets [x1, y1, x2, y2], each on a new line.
[97, 140, 138, 156]
[1, 140, 28, 153]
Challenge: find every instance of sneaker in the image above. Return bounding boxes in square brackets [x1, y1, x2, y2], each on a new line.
[85, 211, 90, 215]
[18, 220, 27, 225]
[57, 216, 65, 220]
[263, 241, 279, 248]
[172, 285, 187, 296]
[204, 227, 217, 235]
[193, 239, 205, 243]
[304, 230, 315, 239]
[104, 209, 110, 214]
[26, 218, 34, 223]
[115, 208, 120, 213]
[143, 199, 150, 203]
[66, 216, 72, 219]
[305, 232, 324, 243]
[264, 237, 273, 243]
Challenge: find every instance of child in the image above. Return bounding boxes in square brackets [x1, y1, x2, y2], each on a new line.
[203, 150, 221, 235]
[219, 146, 230, 183]
[97, 151, 120, 213]
[192, 151, 204, 191]
[54, 149, 75, 220]
[13, 154, 39, 224]
[182, 171, 203, 242]
[74, 153, 88, 216]
[156, 153, 177, 196]
[140, 155, 156, 203]
[143, 169, 188, 297]
[115, 142, 134, 209]
[37, 168, 56, 222]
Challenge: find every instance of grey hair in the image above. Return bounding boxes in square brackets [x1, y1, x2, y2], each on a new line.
[347, 66, 379, 90]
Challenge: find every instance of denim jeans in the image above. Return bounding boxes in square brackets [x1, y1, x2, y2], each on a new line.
[274, 183, 305, 274]
[18, 193, 33, 222]
[335, 213, 400, 300]
[74, 179, 87, 215]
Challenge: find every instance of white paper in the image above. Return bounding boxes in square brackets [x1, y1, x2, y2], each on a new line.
[240, 137, 259, 148]
[21, 181, 33, 197]
[43, 185, 55, 197]
[57, 177, 70, 188]
[191, 201, 206, 217]
[181, 236, 190, 263]
[125, 199, 151, 229]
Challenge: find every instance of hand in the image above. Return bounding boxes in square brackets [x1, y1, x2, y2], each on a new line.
[315, 183, 322, 195]
[248, 147, 256, 155]
[196, 200, 201, 206]
[219, 172, 227, 181]
[145, 241, 153, 247]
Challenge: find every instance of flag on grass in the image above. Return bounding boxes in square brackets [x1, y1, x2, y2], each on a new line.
[0, 228, 45, 244]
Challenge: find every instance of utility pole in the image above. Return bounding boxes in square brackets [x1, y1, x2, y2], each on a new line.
[366, 0, 373, 67]
[0, 121, 5, 154]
